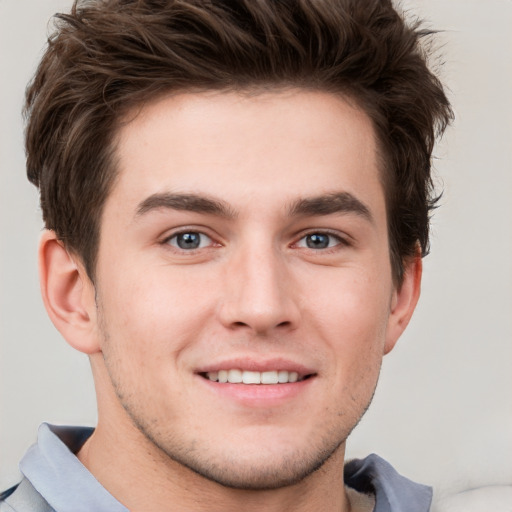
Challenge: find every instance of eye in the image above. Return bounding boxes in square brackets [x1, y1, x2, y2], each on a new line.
[296, 232, 343, 250]
[166, 231, 213, 250]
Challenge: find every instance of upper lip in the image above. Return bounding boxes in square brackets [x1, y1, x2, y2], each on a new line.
[195, 357, 317, 378]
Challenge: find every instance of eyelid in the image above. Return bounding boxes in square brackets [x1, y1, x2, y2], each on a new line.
[160, 227, 221, 251]
[292, 229, 351, 249]
[158, 226, 351, 252]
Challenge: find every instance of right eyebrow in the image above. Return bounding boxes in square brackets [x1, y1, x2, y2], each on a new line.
[135, 192, 237, 219]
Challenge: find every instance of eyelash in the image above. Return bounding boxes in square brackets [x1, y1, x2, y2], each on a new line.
[293, 230, 349, 251]
[162, 230, 217, 251]
[161, 229, 349, 253]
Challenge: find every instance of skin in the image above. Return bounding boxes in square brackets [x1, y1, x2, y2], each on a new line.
[40, 89, 421, 512]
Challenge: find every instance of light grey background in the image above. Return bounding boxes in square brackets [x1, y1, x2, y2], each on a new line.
[1, 0, 511, 503]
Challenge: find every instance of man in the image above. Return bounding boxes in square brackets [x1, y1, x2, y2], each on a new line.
[0, 0, 452, 510]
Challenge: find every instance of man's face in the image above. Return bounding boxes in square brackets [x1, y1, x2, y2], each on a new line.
[90, 89, 410, 489]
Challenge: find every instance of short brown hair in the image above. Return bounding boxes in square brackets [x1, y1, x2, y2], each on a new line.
[25, 0, 452, 283]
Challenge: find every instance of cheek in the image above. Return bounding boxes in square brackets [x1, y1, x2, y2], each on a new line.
[306, 271, 392, 393]
[310, 272, 392, 343]
[97, 264, 217, 359]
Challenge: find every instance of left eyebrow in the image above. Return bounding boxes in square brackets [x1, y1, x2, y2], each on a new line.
[287, 192, 373, 222]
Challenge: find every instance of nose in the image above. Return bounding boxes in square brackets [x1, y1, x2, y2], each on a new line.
[218, 242, 301, 335]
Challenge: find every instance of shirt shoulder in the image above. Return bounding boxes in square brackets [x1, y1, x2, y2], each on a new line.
[0, 478, 53, 512]
[344, 454, 433, 512]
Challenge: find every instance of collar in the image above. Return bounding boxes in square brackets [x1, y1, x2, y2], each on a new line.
[20, 423, 127, 512]
[345, 454, 432, 512]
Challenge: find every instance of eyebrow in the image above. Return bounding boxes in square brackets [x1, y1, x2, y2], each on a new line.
[287, 192, 373, 222]
[135, 191, 372, 223]
[135, 192, 237, 219]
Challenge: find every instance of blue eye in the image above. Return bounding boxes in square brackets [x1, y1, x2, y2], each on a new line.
[297, 233, 341, 249]
[167, 232, 212, 250]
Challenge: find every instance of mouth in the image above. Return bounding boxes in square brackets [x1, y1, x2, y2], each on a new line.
[196, 360, 317, 405]
[199, 369, 315, 385]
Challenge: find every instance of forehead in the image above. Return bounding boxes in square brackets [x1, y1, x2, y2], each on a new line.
[108, 89, 383, 219]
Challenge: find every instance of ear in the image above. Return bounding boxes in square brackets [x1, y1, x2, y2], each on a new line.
[39, 230, 101, 354]
[383, 252, 422, 355]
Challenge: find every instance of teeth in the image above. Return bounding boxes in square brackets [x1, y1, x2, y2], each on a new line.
[261, 371, 278, 384]
[228, 369, 242, 383]
[206, 369, 303, 384]
[242, 371, 261, 384]
[278, 370, 289, 383]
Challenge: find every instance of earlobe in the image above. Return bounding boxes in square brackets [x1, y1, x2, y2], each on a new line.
[39, 230, 101, 354]
[383, 253, 422, 355]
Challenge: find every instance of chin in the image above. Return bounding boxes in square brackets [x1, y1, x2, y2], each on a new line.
[164, 442, 344, 490]
[136, 420, 348, 491]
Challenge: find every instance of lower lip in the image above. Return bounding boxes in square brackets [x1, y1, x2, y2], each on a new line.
[197, 375, 315, 407]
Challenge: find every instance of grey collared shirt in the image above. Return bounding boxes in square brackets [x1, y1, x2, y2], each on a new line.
[1, 423, 432, 511]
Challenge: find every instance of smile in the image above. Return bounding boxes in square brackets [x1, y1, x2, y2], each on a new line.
[203, 369, 311, 384]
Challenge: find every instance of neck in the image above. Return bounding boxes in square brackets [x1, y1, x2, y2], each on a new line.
[78, 416, 350, 512]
